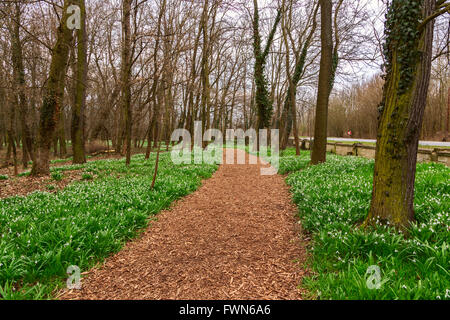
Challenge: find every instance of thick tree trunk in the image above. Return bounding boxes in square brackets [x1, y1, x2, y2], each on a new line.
[31, 0, 73, 176]
[311, 0, 333, 165]
[72, 0, 87, 164]
[10, 2, 34, 168]
[366, 0, 435, 229]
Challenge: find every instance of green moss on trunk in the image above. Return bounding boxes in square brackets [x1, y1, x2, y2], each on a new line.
[31, 0, 74, 176]
[366, 0, 435, 229]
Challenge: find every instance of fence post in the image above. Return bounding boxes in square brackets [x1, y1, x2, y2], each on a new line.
[430, 149, 439, 163]
[301, 139, 307, 150]
[352, 143, 360, 156]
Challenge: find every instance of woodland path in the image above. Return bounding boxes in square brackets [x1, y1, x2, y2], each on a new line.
[60, 149, 308, 300]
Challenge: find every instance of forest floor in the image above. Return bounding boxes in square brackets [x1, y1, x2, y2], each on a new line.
[1, 147, 447, 300]
[59, 149, 308, 300]
[0, 153, 127, 199]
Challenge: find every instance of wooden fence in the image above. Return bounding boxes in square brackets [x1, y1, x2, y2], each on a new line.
[288, 138, 450, 167]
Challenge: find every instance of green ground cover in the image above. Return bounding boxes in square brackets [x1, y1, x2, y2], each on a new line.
[0, 153, 217, 299]
[281, 150, 449, 300]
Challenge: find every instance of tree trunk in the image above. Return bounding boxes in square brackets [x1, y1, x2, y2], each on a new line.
[121, 0, 132, 166]
[279, 4, 318, 150]
[31, 0, 73, 176]
[200, 0, 210, 144]
[59, 111, 67, 157]
[311, 0, 333, 165]
[366, 0, 435, 229]
[7, 131, 18, 176]
[10, 1, 34, 168]
[252, 0, 281, 150]
[446, 85, 449, 141]
[72, 0, 87, 164]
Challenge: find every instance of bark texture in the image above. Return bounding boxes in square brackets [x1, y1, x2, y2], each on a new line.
[10, 2, 34, 168]
[71, 0, 87, 164]
[121, 0, 132, 166]
[366, 0, 435, 229]
[311, 0, 333, 164]
[31, 0, 73, 176]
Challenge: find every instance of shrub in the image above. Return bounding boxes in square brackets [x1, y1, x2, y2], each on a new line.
[81, 173, 93, 181]
[51, 172, 64, 182]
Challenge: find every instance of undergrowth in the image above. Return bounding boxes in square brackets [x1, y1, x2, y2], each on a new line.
[0, 153, 217, 299]
[283, 151, 449, 300]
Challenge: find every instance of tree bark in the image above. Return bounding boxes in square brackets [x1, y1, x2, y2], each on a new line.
[200, 0, 210, 143]
[121, 0, 132, 166]
[252, 0, 281, 150]
[145, 0, 165, 159]
[280, 0, 299, 155]
[366, 0, 436, 229]
[58, 110, 67, 157]
[311, 0, 333, 165]
[72, 0, 87, 164]
[10, 1, 34, 168]
[280, 3, 319, 150]
[31, 0, 74, 176]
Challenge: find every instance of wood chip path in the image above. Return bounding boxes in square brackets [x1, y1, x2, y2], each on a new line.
[60, 149, 308, 300]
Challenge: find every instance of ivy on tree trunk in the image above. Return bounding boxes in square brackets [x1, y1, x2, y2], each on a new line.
[31, 0, 73, 176]
[366, 0, 437, 229]
[252, 0, 281, 135]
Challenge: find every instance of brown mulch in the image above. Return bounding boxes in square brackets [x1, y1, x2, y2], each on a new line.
[0, 153, 127, 199]
[0, 153, 123, 177]
[59, 149, 309, 300]
[0, 170, 87, 199]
